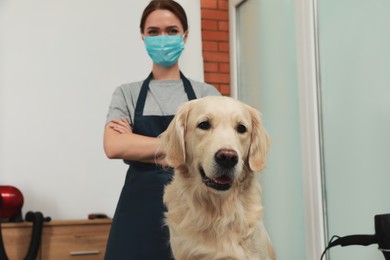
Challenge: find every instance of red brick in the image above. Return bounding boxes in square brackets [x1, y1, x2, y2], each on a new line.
[218, 21, 229, 31]
[219, 63, 230, 73]
[202, 31, 229, 41]
[203, 51, 230, 62]
[201, 0, 231, 96]
[219, 84, 231, 95]
[204, 72, 230, 84]
[202, 41, 218, 51]
[201, 9, 229, 20]
[218, 0, 229, 10]
[202, 19, 218, 30]
[218, 42, 229, 52]
[204, 62, 219, 72]
[201, 0, 218, 9]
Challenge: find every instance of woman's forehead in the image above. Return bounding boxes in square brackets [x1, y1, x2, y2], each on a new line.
[145, 9, 183, 29]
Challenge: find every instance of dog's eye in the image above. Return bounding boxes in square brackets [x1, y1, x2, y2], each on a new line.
[197, 121, 211, 130]
[236, 124, 247, 134]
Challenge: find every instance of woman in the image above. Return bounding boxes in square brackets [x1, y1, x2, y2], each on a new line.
[103, 1, 220, 259]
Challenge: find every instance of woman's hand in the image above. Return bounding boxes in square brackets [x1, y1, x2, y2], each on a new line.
[108, 117, 132, 134]
[104, 118, 169, 167]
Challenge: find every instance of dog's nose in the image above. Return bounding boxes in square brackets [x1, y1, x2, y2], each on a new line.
[215, 149, 238, 168]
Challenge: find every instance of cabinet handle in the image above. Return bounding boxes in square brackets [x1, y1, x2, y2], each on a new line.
[69, 250, 100, 256]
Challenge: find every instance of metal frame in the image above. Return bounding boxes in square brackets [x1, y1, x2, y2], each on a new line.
[295, 0, 328, 258]
[229, 0, 247, 99]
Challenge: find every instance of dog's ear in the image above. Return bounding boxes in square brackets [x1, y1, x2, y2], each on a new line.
[247, 106, 271, 172]
[159, 102, 190, 167]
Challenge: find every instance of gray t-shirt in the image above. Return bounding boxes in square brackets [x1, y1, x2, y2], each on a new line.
[106, 78, 220, 125]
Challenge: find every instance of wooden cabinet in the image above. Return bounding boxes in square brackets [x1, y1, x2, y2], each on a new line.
[1, 219, 112, 260]
[1, 221, 33, 259]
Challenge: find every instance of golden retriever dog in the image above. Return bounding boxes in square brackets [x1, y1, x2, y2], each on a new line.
[160, 96, 275, 260]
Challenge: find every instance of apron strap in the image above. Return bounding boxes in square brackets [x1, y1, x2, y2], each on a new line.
[180, 71, 197, 100]
[134, 72, 153, 117]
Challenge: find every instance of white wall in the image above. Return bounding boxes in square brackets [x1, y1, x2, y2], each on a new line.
[0, 0, 203, 220]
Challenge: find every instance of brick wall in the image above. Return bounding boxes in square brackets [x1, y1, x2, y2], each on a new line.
[200, 0, 230, 96]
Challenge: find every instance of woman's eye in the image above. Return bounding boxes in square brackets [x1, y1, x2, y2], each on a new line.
[197, 121, 211, 130]
[168, 28, 179, 35]
[236, 124, 247, 134]
[147, 29, 158, 36]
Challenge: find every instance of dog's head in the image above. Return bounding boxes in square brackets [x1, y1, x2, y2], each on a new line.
[160, 96, 270, 193]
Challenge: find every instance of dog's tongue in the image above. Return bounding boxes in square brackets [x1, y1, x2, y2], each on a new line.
[214, 176, 232, 184]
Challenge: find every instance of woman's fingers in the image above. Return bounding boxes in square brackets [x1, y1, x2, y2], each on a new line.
[109, 118, 132, 133]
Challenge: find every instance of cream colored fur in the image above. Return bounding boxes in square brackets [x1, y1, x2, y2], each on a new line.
[160, 96, 275, 260]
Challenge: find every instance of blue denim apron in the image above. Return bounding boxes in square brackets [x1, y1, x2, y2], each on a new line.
[105, 72, 196, 260]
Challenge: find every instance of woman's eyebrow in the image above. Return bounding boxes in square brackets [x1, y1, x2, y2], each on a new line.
[146, 26, 160, 31]
[165, 25, 179, 29]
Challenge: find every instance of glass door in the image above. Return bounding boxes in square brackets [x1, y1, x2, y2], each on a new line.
[318, 0, 390, 259]
[232, 0, 306, 259]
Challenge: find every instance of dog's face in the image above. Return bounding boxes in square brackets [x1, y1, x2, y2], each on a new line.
[161, 96, 270, 193]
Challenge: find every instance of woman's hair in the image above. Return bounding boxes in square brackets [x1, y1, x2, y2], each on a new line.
[140, 0, 188, 33]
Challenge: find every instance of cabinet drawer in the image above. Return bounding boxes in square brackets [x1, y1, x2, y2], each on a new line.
[40, 220, 111, 260]
[1, 219, 111, 260]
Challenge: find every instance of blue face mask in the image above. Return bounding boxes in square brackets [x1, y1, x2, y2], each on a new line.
[144, 34, 185, 67]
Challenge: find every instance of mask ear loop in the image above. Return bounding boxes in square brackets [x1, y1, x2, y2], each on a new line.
[182, 31, 189, 43]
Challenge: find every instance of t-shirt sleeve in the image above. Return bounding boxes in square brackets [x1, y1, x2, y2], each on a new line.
[105, 86, 133, 125]
[202, 83, 222, 97]
[190, 80, 221, 98]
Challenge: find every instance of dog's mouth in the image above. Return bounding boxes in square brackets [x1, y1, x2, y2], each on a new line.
[199, 167, 233, 191]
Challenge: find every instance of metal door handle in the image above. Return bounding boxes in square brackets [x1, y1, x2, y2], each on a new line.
[69, 250, 100, 256]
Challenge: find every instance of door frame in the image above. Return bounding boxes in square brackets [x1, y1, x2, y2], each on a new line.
[229, 0, 245, 99]
[295, 0, 327, 258]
